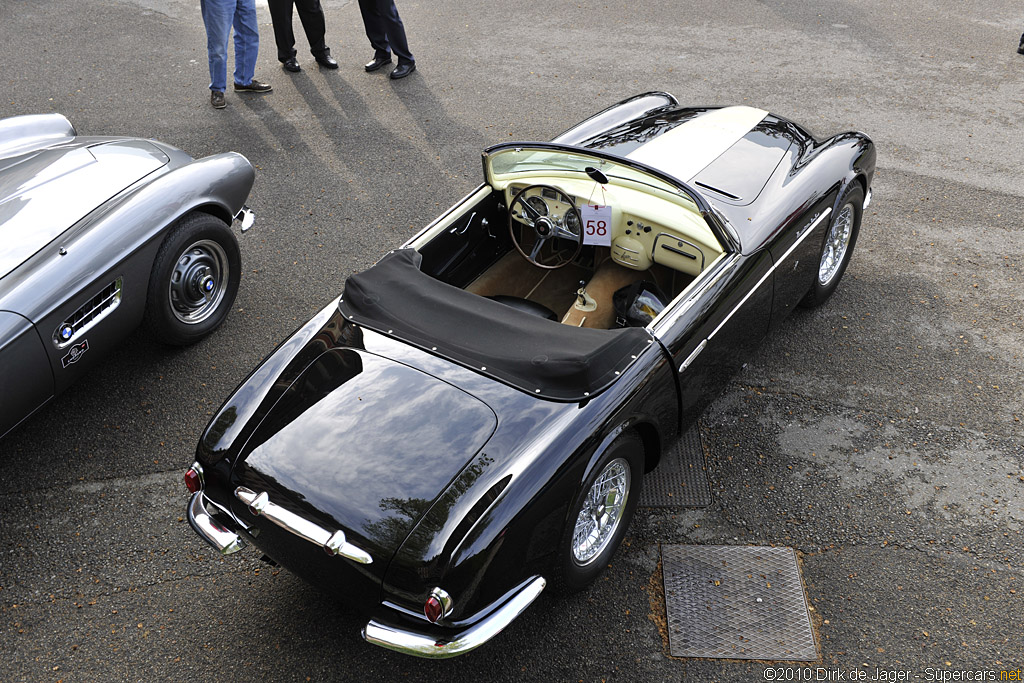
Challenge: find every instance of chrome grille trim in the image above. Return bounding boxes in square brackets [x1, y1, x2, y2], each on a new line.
[53, 276, 123, 348]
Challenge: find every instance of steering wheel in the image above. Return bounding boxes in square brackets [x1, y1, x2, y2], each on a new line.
[508, 184, 584, 270]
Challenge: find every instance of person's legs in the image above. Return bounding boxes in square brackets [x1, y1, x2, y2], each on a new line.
[232, 0, 260, 86]
[267, 0, 298, 62]
[294, 0, 328, 56]
[377, 0, 413, 65]
[357, 0, 391, 61]
[200, 0, 233, 92]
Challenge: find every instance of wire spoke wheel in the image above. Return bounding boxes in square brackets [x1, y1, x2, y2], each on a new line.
[571, 457, 631, 566]
[818, 202, 854, 286]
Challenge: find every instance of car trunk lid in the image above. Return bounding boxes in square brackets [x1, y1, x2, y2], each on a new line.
[227, 347, 496, 601]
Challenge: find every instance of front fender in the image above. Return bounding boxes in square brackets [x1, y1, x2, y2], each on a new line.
[0, 151, 255, 323]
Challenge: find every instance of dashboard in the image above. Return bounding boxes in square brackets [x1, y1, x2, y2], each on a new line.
[505, 179, 723, 276]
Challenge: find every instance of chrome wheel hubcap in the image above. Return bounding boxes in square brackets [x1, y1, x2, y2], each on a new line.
[571, 458, 631, 566]
[818, 203, 854, 285]
[169, 239, 229, 324]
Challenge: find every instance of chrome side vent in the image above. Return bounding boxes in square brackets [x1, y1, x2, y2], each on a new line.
[53, 276, 123, 348]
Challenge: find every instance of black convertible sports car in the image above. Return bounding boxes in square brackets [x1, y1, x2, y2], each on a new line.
[185, 92, 875, 657]
[0, 113, 254, 439]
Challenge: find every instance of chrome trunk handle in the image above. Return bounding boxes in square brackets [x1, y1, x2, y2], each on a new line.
[234, 486, 372, 564]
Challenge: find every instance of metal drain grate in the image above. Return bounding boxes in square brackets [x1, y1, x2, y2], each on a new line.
[661, 545, 817, 661]
[641, 426, 711, 508]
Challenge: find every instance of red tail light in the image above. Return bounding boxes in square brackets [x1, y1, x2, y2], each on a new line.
[424, 596, 443, 623]
[184, 466, 202, 494]
[423, 587, 452, 623]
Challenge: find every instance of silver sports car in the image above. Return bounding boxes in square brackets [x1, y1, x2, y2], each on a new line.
[0, 113, 255, 439]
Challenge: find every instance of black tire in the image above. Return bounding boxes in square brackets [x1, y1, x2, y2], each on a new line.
[800, 183, 863, 308]
[144, 212, 241, 345]
[552, 431, 644, 594]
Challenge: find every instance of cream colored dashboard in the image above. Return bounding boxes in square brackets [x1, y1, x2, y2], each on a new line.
[503, 178, 722, 277]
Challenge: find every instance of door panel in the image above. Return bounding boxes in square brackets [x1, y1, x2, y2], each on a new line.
[768, 193, 837, 328]
[0, 312, 54, 438]
[654, 251, 773, 428]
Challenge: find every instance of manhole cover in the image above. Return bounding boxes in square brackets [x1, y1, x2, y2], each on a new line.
[641, 426, 711, 508]
[661, 545, 817, 661]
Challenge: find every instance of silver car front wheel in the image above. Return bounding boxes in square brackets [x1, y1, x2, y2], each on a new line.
[144, 212, 241, 345]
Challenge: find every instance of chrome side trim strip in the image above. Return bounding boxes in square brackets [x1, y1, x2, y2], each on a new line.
[863, 188, 872, 211]
[678, 339, 707, 374]
[708, 207, 831, 340]
[187, 492, 244, 555]
[234, 486, 372, 564]
[362, 576, 547, 658]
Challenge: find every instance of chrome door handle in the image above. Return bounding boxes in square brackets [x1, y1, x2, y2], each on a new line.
[235, 486, 372, 564]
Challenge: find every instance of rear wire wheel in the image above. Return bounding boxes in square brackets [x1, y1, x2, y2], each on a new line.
[553, 431, 644, 593]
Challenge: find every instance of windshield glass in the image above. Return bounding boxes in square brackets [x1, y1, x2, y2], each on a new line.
[487, 146, 700, 210]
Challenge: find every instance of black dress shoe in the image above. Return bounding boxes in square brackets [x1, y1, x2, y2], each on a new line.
[364, 55, 392, 72]
[389, 62, 416, 80]
[282, 57, 301, 73]
[315, 51, 338, 69]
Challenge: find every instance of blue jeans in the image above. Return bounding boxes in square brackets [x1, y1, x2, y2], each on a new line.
[201, 0, 260, 91]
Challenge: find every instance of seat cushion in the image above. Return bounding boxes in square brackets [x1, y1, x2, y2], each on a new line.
[486, 295, 558, 321]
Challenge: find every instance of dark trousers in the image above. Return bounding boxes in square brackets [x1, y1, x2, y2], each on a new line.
[268, 0, 327, 62]
[357, 0, 414, 65]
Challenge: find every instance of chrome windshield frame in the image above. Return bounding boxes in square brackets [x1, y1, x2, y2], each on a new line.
[481, 141, 738, 252]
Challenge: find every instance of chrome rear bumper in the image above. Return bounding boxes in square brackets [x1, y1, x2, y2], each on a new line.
[362, 576, 546, 658]
[187, 492, 244, 555]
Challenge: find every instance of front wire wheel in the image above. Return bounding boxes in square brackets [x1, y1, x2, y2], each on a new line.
[801, 183, 863, 308]
[818, 202, 854, 286]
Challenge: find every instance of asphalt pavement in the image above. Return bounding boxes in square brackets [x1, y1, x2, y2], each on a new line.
[1, 0, 1022, 680]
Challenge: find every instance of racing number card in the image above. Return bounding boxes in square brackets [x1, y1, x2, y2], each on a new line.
[581, 204, 612, 247]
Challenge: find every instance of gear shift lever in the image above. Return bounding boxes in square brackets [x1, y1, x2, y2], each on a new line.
[575, 280, 597, 311]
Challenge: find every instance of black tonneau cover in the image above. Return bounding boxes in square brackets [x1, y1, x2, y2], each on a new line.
[339, 249, 652, 401]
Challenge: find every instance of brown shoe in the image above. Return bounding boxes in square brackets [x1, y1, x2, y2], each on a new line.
[210, 90, 226, 109]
